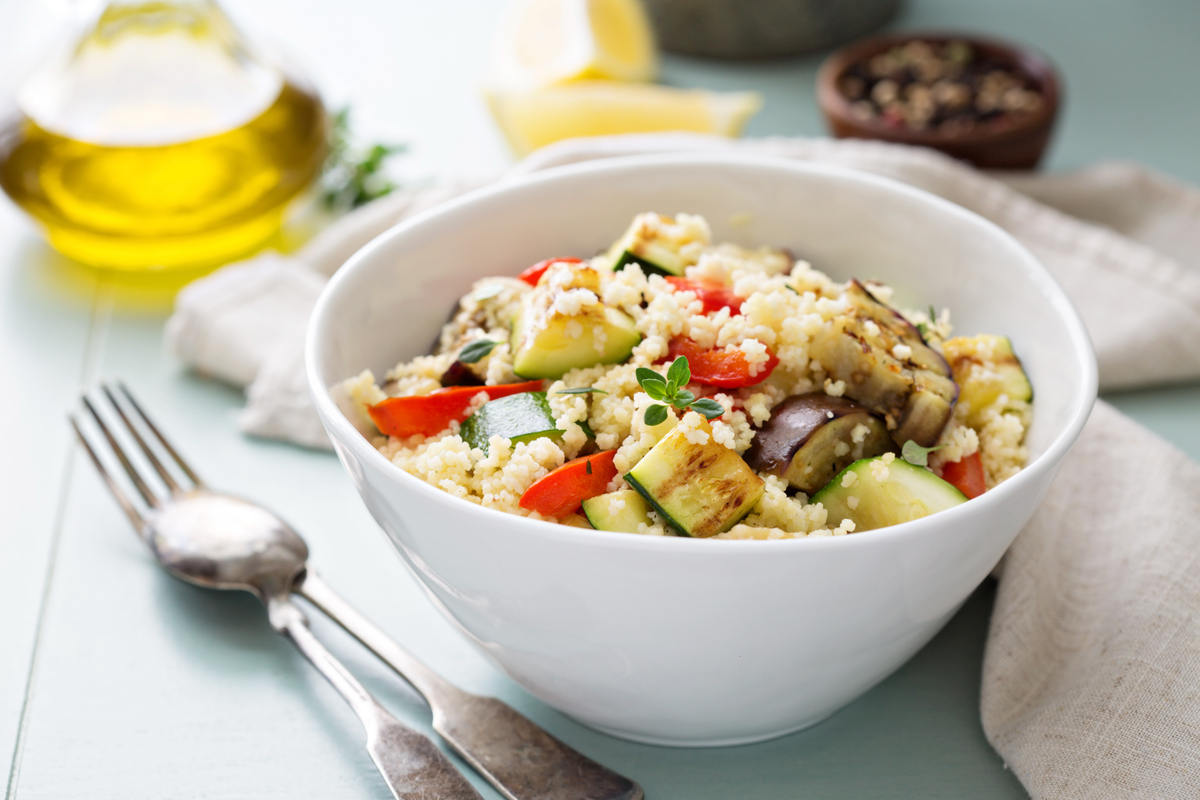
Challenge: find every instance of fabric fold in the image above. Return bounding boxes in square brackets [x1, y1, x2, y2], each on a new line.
[982, 400, 1200, 799]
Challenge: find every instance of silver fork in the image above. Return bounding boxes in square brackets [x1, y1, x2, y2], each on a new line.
[70, 383, 643, 800]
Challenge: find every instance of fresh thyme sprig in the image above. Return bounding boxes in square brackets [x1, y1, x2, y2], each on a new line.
[320, 108, 406, 211]
[636, 356, 724, 425]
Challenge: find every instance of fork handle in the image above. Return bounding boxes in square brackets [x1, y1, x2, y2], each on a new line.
[296, 571, 457, 705]
[296, 572, 644, 800]
[266, 595, 482, 800]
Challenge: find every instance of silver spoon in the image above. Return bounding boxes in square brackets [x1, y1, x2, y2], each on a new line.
[71, 382, 642, 800]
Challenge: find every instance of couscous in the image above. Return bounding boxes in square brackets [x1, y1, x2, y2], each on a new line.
[340, 212, 1032, 539]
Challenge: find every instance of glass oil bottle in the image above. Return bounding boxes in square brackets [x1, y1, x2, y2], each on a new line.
[0, 1, 327, 271]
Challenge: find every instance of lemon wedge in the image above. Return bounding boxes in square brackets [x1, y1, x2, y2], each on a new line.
[491, 0, 658, 88]
[486, 82, 762, 156]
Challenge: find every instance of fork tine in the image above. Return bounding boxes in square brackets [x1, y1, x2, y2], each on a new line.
[101, 383, 183, 493]
[81, 395, 161, 508]
[69, 415, 146, 531]
[116, 382, 204, 488]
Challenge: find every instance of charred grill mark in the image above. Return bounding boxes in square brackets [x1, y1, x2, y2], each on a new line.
[814, 282, 956, 446]
[692, 478, 752, 536]
[654, 444, 719, 496]
[948, 354, 983, 372]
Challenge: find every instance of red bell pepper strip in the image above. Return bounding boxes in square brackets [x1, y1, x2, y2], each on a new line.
[667, 337, 779, 389]
[368, 380, 543, 438]
[664, 276, 743, 315]
[941, 451, 987, 499]
[519, 450, 618, 518]
[517, 257, 583, 286]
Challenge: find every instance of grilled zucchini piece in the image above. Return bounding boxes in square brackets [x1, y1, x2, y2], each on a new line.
[942, 335, 1033, 426]
[625, 421, 764, 537]
[582, 489, 654, 533]
[744, 393, 893, 494]
[810, 281, 957, 447]
[460, 392, 562, 454]
[511, 261, 641, 379]
[603, 213, 701, 276]
[812, 455, 967, 532]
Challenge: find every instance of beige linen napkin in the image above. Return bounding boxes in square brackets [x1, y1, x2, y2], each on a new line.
[166, 134, 1200, 798]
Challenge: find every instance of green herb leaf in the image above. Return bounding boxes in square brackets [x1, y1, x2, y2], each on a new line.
[585, 459, 593, 475]
[636, 357, 728, 420]
[785, 284, 800, 295]
[458, 339, 497, 364]
[556, 387, 607, 395]
[916, 322, 929, 337]
[644, 404, 669, 426]
[635, 367, 669, 401]
[901, 439, 944, 467]
[641, 377, 668, 401]
[578, 419, 596, 439]
[666, 356, 690, 388]
[690, 397, 725, 420]
[635, 366, 664, 385]
[928, 305, 938, 322]
[672, 389, 696, 407]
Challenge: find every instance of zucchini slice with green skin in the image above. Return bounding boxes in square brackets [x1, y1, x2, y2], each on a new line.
[582, 489, 654, 533]
[812, 456, 967, 532]
[510, 260, 642, 379]
[511, 305, 641, 379]
[460, 392, 561, 454]
[943, 334, 1033, 426]
[625, 422, 764, 537]
[603, 215, 691, 276]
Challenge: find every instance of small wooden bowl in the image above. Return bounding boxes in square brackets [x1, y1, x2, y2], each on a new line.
[817, 32, 1061, 169]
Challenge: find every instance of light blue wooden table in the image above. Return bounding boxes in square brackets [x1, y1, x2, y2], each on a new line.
[4, 1, 1198, 797]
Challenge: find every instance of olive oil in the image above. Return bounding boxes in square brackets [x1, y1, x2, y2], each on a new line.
[0, 1, 327, 271]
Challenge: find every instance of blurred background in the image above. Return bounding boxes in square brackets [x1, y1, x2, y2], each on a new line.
[2, 0, 1197, 275]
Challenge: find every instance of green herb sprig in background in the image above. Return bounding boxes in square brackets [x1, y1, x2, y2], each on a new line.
[320, 108, 406, 211]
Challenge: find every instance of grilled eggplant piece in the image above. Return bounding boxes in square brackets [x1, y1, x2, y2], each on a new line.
[744, 394, 893, 494]
[439, 359, 486, 387]
[810, 281, 957, 447]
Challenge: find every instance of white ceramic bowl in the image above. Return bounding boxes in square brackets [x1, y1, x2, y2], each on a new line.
[306, 154, 1096, 746]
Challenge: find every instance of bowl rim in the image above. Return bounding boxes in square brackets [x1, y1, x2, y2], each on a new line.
[815, 30, 1062, 147]
[306, 152, 1097, 554]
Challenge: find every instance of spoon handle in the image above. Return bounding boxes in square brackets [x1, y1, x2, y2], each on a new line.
[297, 571, 643, 800]
[266, 595, 483, 800]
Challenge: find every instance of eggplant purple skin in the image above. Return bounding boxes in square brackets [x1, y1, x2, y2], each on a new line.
[744, 393, 878, 475]
[439, 360, 486, 387]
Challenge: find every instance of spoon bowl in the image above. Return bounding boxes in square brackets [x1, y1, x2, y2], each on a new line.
[149, 491, 309, 597]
